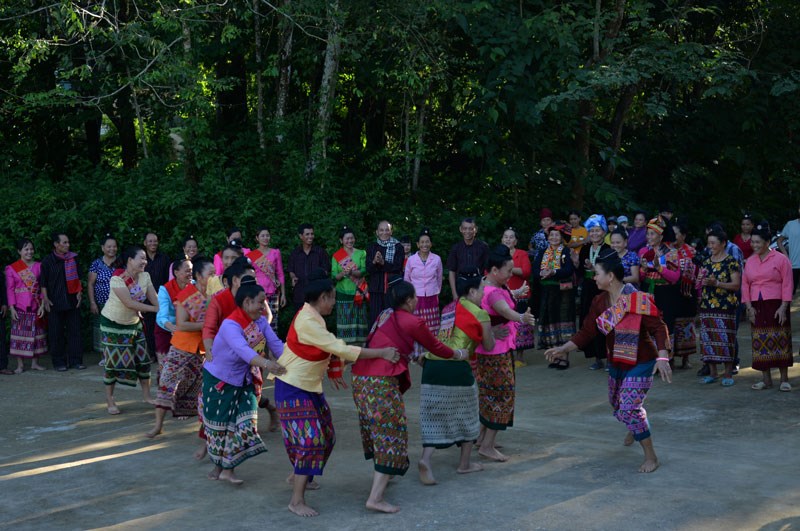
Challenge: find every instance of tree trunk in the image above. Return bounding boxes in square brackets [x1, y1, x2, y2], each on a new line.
[601, 84, 637, 181]
[307, 0, 343, 176]
[253, 0, 266, 151]
[412, 91, 428, 192]
[275, 0, 294, 143]
[215, 51, 248, 135]
[182, 20, 198, 182]
[107, 86, 139, 170]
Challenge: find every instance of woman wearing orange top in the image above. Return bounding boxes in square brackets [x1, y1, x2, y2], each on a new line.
[147, 257, 215, 438]
[501, 227, 532, 367]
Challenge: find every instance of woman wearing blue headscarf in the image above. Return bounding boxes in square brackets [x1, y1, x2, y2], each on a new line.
[575, 215, 613, 370]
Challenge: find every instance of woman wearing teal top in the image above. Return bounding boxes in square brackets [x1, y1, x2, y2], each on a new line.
[332, 226, 368, 344]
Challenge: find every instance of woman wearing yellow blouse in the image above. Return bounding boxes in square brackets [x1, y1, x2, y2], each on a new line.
[273, 269, 398, 517]
[101, 246, 159, 415]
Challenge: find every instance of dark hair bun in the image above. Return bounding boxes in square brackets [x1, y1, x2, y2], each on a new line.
[490, 244, 512, 259]
[239, 275, 258, 286]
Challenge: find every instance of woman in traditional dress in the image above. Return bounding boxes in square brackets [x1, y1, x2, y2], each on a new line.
[501, 227, 533, 368]
[671, 221, 698, 369]
[475, 245, 536, 461]
[213, 227, 251, 275]
[696, 229, 741, 386]
[167, 235, 200, 280]
[576, 214, 612, 370]
[273, 269, 399, 517]
[155, 258, 192, 368]
[545, 256, 672, 473]
[638, 217, 681, 358]
[203, 277, 286, 485]
[743, 222, 794, 391]
[148, 257, 215, 438]
[5, 238, 47, 372]
[366, 220, 405, 326]
[534, 225, 576, 368]
[207, 241, 244, 296]
[331, 225, 368, 345]
[88, 234, 120, 357]
[404, 228, 444, 360]
[352, 278, 467, 512]
[733, 214, 755, 261]
[247, 226, 286, 334]
[101, 246, 159, 415]
[609, 228, 640, 286]
[418, 270, 495, 485]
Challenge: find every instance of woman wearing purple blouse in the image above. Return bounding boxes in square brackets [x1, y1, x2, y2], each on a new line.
[202, 276, 286, 485]
[627, 211, 648, 254]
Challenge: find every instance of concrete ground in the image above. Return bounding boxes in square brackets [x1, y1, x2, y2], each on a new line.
[1, 301, 800, 531]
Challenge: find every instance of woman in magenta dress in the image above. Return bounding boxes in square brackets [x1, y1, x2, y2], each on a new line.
[501, 227, 533, 367]
[474, 245, 536, 462]
[5, 238, 47, 372]
[246, 226, 286, 334]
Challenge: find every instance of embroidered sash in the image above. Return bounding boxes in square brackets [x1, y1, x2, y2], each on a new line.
[540, 245, 563, 273]
[55, 252, 81, 294]
[11, 260, 39, 294]
[334, 247, 369, 305]
[113, 269, 145, 302]
[596, 285, 660, 366]
[247, 249, 277, 286]
[213, 289, 237, 321]
[286, 314, 329, 362]
[177, 284, 209, 323]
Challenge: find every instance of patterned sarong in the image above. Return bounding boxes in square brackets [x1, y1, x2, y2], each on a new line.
[608, 360, 655, 441]
[537, 283, 575, 349]
[699, 310, 737, 363]
[420, 359, 479, 448]
[412, 295, 441, 360]
[751, 299, 793, 371]
[275, 379, 335, 476]
[336, 291, 368, 344]
[202, 368, 266, 469]
[351, 375, 409, 475]
[474, 352, 515, 430]
[154, 346, 203, 416]
[10, 310, 47, 358]
[673, 316, 697, 359]
[102, 315, 150, 386]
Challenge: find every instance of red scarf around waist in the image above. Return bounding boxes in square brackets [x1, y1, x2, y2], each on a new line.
[285, 313, 329, 362]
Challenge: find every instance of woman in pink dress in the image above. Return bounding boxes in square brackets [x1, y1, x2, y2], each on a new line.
[5, 238, 47, 373]
[246, 226, 286, 334]
[474, 245, 536, 462]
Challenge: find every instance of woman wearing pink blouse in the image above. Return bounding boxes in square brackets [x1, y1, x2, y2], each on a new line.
[246, 226, 286, 335]
[742, 222, 794, 391]
[403, 229, 443, 360]
[5, 238, 47, 373]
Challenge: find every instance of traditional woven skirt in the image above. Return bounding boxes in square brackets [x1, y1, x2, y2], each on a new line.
[413, 295, 441, 359]
[274, 379, 335, 477]
[673, 316, 697, 359]
[92, 306, 104, 353]
[153, 325, 172, 358]
[513, 297, 536, 350]
[608, 360, 654, 441]
[267, 293, 280, 334]
[474, 352, 515, 430]
[336, 291, 368, 344]
[101, 316, 150, 386]
[751, 299, 793, 371]
[420, 359, 479, 448]
[202, 369, 266, 469]
[537, 284, 576, 349]
[154, 346, 203, 416]
[351, 375, 409, 476]
[699, 309, 737, 364]
[9, 310, 47, 358]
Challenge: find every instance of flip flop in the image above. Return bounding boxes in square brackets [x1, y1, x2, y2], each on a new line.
[751, 382, 772, 390]
[107, 406, 121, 415]
[720, 378, 735, 387]
[700, 376, 718, 384]
[780, 382, 792, 392]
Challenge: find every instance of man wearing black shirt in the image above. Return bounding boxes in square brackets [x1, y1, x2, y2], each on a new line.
[446, 218, 489, 301]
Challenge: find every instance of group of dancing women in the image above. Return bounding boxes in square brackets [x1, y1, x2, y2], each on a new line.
[2, 207, 796, 515]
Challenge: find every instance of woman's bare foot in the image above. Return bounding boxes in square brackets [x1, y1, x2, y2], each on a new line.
[176, 416, 189, 421]
[366, 499, 400, 513]
[207, 466, 222, 480]
[286, 473, 320, 490]
[268, 408, 280, 432]
[288, 502, 319, 517]
[457, 463, 484, 474]
[194, 445, 208, 461]
[623, 432, 635, 446]
[145, 425, 162, 438]
[478, 447, 509, 462]
[639, 458, 659, 473]
[14, 366, 23, 374]
[143, 398, 156, 405]
[418, 461, 437, 485]
[107, 404, 121, 415]
[218, 469, 244, 485]
[31, 362, 46, 371]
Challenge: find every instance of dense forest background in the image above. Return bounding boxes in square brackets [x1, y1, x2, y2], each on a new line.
[2, 0, 799, 268]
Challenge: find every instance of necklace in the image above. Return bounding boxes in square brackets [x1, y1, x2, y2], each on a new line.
[589, 244, 602, 265]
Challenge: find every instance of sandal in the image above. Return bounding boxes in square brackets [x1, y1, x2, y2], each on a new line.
[700, 376, 718, 385]
[720, 378, 735, 387]
[751, 382, 772, 390]
[548, 359, 570, 371]
[107, 405, 121, 415]
[780, 382, 792, 392]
